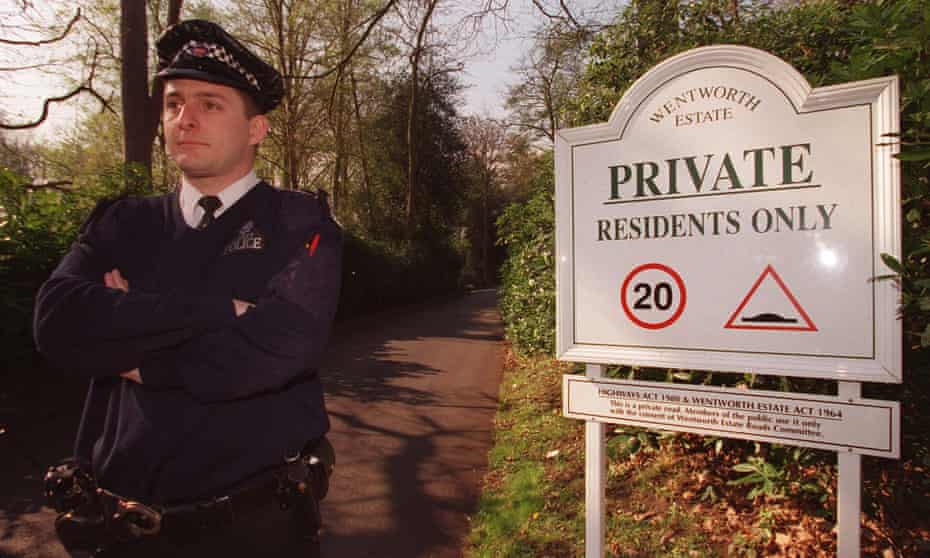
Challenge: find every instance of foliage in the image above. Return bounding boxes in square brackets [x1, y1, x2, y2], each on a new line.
[496, 152, 556, 355]
[829, 0, 930, 349]
[0, 165, 148, 366]
[338, 232, 463, 320]
[728, 452, 826, 502]
[567, 0, 854, 126]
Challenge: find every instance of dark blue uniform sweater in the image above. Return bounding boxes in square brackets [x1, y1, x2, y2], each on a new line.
[33, 182, 341, 504]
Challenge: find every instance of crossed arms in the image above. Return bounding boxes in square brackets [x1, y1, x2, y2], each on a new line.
[34, 200, 342, 402]
[100, 269, 252, 384]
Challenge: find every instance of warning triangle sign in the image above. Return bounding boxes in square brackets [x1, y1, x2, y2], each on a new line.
[724, 265, 817, 331]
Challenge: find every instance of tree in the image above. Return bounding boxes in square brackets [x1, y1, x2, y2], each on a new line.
[505, 17, 593, 143]
[402, 0, 439, 241]
[461, 115, 506, 285]
[120, 0, 183, 174]
[226, 0, 398, 202]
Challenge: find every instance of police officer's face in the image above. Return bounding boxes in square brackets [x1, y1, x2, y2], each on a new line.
[163, 79, 268, 193]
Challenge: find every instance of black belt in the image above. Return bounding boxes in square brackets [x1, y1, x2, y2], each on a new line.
[106, 437, 331, 537]
[50, 438, 333, 551]
[97, 473, 283, 538]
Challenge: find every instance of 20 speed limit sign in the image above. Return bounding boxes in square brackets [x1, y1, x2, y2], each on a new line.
[620, 263, 687, 330]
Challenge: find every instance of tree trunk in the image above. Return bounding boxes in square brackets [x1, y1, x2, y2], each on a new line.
[269, 0, 299, 189]
[121, 0, 183, 178]
[405, 0, 438, 243]
[331, 0, 352, 214]
[350, 71, 376, 234]
[121, 0, 152, 174]
[482, 172, 489, 285]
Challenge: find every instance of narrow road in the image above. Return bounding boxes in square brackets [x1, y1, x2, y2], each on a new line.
[320, 289, 504, 557]
[0, 290, 505, 558]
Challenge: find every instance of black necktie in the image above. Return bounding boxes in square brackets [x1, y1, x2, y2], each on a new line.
[196, 196, 222, 230]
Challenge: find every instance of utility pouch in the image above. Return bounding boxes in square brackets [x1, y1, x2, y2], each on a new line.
[305, 436, 335, 501]
[275, 437, 335, 541]
[45, 458, 107, 552]
[45, 458, 97, 513]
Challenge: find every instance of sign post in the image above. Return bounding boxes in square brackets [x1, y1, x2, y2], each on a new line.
[837, 381, 862, 558]
[584, 364, 606, 558]
[554, 45, 901, 557]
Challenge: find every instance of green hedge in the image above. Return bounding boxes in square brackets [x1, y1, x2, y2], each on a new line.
[496, 153, 556, 355]
[337, 232, 463, 319]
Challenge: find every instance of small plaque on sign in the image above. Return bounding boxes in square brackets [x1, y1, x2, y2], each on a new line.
[563, 375, 900, 458]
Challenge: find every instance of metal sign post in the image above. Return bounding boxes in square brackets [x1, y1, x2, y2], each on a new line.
[585, 364, 606, 558]
[837, 381, 862, 557]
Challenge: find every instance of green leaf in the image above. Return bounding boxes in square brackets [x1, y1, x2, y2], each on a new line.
[880, 253, 905, 274]
[870, 273, 900, 283]
[894, 149, 930, 162]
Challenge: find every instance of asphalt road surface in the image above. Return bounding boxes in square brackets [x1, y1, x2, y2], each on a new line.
[0, 290, 505, 558]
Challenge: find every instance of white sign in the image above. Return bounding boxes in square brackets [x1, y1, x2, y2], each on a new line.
[564, 375, 900, 458]
[555, 45, 902, 383]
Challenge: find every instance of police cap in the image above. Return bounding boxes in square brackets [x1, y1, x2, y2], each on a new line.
[156, 20, 283, 114]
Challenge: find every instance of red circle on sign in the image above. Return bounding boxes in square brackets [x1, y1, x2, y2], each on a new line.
[620, 263, 687, 330]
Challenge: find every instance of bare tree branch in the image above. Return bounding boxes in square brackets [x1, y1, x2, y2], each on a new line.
[0, 62, 62, 72]
[558, 0, 581, 28]
[529, 0, 588, 31]
[0, 52, 114, 130]
[23, 180, 74, 192]
[0, 86, 83, 130]
[530, 0, 559, 20]
[503, 120, 553, 137]
[0, 9, 80, 46]
[82, 15, 119, 59]
[288, 0, 398, 81]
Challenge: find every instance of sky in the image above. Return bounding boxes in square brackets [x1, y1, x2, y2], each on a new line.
[0, 1, 619, 142]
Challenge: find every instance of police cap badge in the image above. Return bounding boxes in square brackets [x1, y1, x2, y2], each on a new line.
[155, 20, 284, 114]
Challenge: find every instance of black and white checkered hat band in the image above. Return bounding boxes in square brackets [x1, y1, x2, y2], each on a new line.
[177, 40, 260, 90]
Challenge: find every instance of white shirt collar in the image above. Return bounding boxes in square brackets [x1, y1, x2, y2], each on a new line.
[179, 170, 260, 228]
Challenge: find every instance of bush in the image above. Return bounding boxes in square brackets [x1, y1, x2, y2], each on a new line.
[0, 166, 144, 366]
[337, 232, 463, 320]
[497, 153, 556, 355]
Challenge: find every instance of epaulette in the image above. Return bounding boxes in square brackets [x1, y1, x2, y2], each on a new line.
[77, 196, 127, 235]
[277, 188, 342, 231]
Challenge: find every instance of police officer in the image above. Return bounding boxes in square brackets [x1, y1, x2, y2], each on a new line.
[34, 19, 339, 558]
